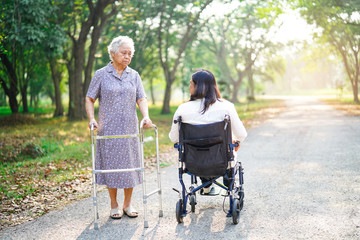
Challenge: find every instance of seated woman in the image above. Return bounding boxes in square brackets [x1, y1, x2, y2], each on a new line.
[169, 69, 247, 194]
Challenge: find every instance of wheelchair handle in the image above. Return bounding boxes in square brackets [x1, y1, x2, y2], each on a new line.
[174, 116, 182, 124]
[224, 114, 230, 130]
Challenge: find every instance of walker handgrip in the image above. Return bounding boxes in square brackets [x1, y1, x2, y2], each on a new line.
[140, 119, 145, 128]
[90, 123, 94, 131]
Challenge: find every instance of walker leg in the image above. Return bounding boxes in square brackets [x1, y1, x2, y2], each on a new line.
[91, 129, 99, 230]
[93, 178, 99, 230]
[155, 128, 163, 218]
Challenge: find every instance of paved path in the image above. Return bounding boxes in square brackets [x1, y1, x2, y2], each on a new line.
[1, 96, 359, 239]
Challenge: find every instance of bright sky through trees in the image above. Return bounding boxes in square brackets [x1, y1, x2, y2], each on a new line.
[274, 9, 315, 44]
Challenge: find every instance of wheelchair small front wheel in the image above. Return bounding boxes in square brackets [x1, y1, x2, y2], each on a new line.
[232, 199, 240, 224]
[176, 199, 184, 223]
[190, 194, 196, 212]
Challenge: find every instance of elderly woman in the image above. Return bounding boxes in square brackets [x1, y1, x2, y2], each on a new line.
[169, 69, 247, 195]
[85, 36, 152, 219]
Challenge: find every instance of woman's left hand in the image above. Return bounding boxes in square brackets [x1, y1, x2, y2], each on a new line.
[232, 140, 240, 151]
[142, 117, 152, 128]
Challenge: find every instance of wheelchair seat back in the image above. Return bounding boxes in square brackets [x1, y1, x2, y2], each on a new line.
[180, 120, 233, 178]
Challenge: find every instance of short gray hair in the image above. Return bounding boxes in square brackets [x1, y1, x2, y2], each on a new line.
[107, 36, 135, 61]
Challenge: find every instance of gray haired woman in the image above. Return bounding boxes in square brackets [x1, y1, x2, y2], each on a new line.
[85, 36, 152, 219]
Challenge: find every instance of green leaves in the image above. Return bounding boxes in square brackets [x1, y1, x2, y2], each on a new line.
[297, 0, 360, 102]
[2, 0, 53, 46]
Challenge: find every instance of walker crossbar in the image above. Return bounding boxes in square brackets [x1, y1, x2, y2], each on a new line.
[90, 120, 163, 230]
[92, 168, 145, 173]
[95, 134, 140, 139]
[144, 188, 162, 199]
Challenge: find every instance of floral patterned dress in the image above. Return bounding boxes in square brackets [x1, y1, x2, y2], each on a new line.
[86, 62, 146, 188]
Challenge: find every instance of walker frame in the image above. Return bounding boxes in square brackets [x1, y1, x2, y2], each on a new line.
[90, 120, 163, 229]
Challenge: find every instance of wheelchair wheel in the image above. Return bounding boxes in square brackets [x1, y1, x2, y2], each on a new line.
[190, 194, 196, 212]
[232, 199, 240, 224]
[176, 199, 184, 223]
[239, 191, 244, 211]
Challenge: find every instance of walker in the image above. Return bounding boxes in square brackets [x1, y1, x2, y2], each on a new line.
[90, 120, 163, 229]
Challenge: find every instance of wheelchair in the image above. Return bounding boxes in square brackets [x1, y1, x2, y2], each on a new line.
[173, 115, 245, 224]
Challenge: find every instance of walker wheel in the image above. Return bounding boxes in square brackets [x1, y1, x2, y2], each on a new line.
[190, 194, 196, 212]
[176, 199, 184, 223]
[232, 199, 240, 224]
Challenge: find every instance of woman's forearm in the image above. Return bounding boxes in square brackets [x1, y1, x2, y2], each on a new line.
[85, 97, 95, 120]
[137, 98, 149, 118]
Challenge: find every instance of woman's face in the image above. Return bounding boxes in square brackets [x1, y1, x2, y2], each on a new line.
[112, 43, 132, 68]
[189, 79, 196, 95]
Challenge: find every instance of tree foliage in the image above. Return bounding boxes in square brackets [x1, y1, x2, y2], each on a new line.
[0, 0, 57, 113]
[156, 0, 214, 113]
[201, 0, 283, 102]
[297, 0, 360, 102]
[3, 0, 341, 118]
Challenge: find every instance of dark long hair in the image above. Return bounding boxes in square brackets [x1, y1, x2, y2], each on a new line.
[190, 69, 221, 114]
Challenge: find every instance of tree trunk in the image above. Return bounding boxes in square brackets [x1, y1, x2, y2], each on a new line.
[68, 43, 86, 120]
[34, 95, 39, 108]
[21, 84, 28, 113]
[30, 94, 34, 107]
[0, 53, 19, 113]
[353, 84, 359, 103]
[0, 91, 7, 106]
[150, 78, 155, 105]
[353, 71, 359, 103]
[83, 5, 117, 96]
[161, 81, 172, 114]
[157, 0, 213, 114]
[67, 0, 117, 120]
[49, 58, 64, 117]
[247, 69, 255, 101]
[0, 76, 19, 113]
[49, 94, 55, 106]
[231, 82, 240, 103]
[354, 50, 359, 103]
[67, 58, 76, 119]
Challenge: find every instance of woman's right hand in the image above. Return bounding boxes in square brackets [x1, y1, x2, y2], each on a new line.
[89, 119, 98, 130]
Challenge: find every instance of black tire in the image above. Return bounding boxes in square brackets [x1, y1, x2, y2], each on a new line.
[190, 194, 196, 212]
[232, 199, 240, 224]
[239, 199, 244, 211]
[176, 199, 184, 223]
[239, 191, 245, 211]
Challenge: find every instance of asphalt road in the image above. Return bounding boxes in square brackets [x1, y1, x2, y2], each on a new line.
[1, 96, 359, 239]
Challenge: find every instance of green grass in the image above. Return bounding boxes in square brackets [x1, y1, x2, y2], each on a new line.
[321, 97, 360, 116]
[326, 96, 360, 105]
[0, 106, 55, 116]
[269, 88, 354, 97]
